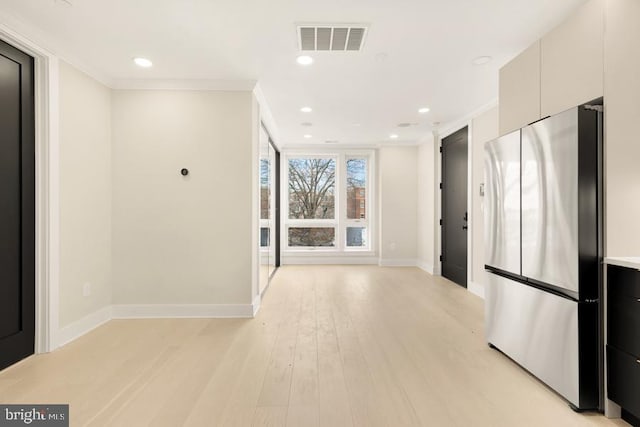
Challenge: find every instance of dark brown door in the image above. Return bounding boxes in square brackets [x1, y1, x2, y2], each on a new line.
[441, 127, 468, 287]
[0, 39, 35, 371]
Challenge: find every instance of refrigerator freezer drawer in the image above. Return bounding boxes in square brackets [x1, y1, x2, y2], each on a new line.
[484, 130, 521, 275]
[485, 273, 580, 406]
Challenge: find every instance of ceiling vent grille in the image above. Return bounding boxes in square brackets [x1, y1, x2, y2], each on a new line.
[297, 25, 368, 52]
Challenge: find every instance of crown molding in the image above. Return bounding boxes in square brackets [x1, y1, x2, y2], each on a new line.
[0, 11, 114, 87]
[111, 78, 257, 91]
[437, 98, 498, 139]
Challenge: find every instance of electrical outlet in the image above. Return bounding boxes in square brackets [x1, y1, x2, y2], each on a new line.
[82, 282, 91, 297]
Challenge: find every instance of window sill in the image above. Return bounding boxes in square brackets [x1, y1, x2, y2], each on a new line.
[281, 251, 379, 265]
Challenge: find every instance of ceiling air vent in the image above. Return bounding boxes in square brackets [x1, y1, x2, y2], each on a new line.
[297, 25, 368, 52]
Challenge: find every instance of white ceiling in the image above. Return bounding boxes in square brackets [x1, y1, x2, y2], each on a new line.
[0, 0, 587, 147]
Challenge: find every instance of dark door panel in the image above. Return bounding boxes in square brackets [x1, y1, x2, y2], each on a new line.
[0, 39, 35, 371]
[441, 127, 468, 287]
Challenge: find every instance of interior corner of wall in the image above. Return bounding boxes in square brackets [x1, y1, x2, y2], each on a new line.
[417, 260, 434, 275]
[252, 293, 261, 317]
[433, 264, 442, 276]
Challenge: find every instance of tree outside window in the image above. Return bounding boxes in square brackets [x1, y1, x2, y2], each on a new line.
[288, 158, 336, 246]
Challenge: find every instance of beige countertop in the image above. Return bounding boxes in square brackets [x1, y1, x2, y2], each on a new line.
[604, 257, 640, 270]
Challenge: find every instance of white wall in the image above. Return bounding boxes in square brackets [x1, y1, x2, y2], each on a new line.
[417, 136, 435, 272]
[251, 95, 260, 303]
[111, 90, 254, 305]
[58, 61, 112, 327]
[470, 107, 499, 296]
[604, 0, 640, 257]
[379, 146, 418, 265]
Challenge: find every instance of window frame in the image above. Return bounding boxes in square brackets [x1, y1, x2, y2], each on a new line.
[342, 155, 371, 251]
[282, 149, 375, 255]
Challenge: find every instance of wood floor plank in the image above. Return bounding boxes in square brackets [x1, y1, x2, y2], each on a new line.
[315, 273, 354, 427]
[184, 319, 277, 426]
[256, 285, 302, 408]
[286, 405, 319, 427]
[0, 266, 629, 427]
[288, 279, 319, 407]
[215, 314, 283, 426]
[252, 406, 287, 427]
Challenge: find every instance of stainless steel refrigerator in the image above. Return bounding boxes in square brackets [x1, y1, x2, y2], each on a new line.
[484, 102, 603, 411]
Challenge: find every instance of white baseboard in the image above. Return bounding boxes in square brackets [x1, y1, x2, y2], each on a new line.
[252, 294, 261, 317]
[416, 261, 434, 275]
[111, 304, 255, 319]
[378, 258, 418, 267]
[282, 256, 379, 265]
[55, 302, 257, 349]
[56, 305, 112, 349]
[468, 281, 485, 299]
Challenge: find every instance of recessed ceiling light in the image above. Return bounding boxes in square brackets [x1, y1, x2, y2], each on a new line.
[325, 140, 339, 144]
[389, 134, 399, 139]
[300, 107, 312, 113]
[297, 55, 314, 65]
[472, 56, 492, 65]
[304, 134, 313, 139]
[134, 57, 153, 68]
[301, 122, 313, 127]
[418, 107, 430, 114]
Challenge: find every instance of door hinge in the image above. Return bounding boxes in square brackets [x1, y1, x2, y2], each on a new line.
[439, 255, 443, 262]
[439, 146, 443, 153]
[439, 182, 443, 190]
[439, 219, 442, 226]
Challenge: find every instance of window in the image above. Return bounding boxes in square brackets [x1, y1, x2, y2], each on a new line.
[346, 227, 366, 247]
[284, 152, 373, 253]
[345, 157, 368, 249]
[288, 158, 335, 220]
[260, 158, 270, 220]
[260, 157, 270, 247]
[287, 157, 337, 247]
[288, 227, 335, 247]
[260, 227, 270, 247]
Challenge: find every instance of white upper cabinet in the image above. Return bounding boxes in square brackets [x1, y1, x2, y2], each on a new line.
[498, 0, 604, 135]
[499, 41, 541, 135]
[603, 0, 640, 256]
[541, 0, 604, 117]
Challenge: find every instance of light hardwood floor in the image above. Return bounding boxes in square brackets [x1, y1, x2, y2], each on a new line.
[0, 266, 629, 426]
